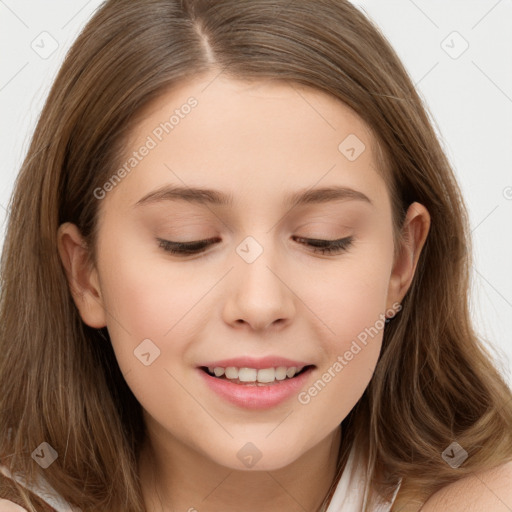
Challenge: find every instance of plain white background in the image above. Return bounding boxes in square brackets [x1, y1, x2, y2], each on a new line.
[0, 0, 511, 387]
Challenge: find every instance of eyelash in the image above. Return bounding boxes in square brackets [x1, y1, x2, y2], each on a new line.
[157, 235, 354, 256]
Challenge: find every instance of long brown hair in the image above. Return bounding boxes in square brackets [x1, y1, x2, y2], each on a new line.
[1, 1, 512, 510]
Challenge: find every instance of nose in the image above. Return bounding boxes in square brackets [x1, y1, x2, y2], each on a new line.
[222, 238, 296, 332]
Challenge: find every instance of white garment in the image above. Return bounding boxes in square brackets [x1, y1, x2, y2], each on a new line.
[0, 464, 77, 512]
[325, 442, 402, 511]
[0, 443, 401, 512]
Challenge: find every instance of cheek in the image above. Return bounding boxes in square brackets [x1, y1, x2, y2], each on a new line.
[295, 241, 393, 405]
[94, 234, 156, 341]
[297, 269, 389, 423]
[96, 246, 206, 421]
[302, 246, 392, 347]
[96, 231, 222, 381]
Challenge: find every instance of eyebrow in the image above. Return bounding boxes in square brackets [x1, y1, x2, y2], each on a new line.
[134, 184, 373, 209]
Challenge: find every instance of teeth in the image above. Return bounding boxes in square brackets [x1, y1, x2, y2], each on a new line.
[257, 368, 277, 383]
[275, 367, 287, 381]
[207, 365, 305, 383]
[213, 367, 225, 377]
[238, 368, 258, 382]
[225, 367, 238, 379]
[286, 367, 297, 378]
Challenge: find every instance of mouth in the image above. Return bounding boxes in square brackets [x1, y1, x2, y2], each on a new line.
[199, 364, 315, 386]
[197, 361, 316, 409]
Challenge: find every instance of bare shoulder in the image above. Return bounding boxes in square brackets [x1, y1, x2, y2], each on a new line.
[0, 499, 28, 512]
[420, 460, 512, 511]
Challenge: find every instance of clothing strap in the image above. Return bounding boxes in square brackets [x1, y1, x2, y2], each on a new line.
[0, 469, 56, 511]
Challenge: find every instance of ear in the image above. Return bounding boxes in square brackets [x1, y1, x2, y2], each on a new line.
[57, 222, 107, 328]
[386, 202, 431, 310]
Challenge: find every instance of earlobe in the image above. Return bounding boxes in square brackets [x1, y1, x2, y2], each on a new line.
[57, 222, 107, 328]
[386, 202, 431, 309]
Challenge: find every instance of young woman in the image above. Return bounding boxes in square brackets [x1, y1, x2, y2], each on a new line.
[1, 1, 511, 511]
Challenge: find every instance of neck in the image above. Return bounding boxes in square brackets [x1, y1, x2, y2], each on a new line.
[138, 422, 343, 512]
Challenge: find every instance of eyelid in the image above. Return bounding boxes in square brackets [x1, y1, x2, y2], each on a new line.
[156, 235, 354, 257]
[157, 237, 220, 254]
[293, 235, 354, 255]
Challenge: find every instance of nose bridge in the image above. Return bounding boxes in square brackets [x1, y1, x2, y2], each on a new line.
[224, 233, 295, 330]
[236, 235, 279, 289]
[235, 234, 283, 296]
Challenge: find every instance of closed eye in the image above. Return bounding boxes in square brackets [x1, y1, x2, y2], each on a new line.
[157, 237, 220, 255]
[292, 235, 353, 254]
[157, 235, 354, 256]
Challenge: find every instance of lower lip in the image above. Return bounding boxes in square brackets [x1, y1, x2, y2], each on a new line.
[198, 367, 315, 410]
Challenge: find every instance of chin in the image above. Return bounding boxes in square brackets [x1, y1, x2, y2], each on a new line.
[205, 440, 305, 472]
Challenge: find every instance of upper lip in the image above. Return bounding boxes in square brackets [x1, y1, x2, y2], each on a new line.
[199, 356, 314, 370]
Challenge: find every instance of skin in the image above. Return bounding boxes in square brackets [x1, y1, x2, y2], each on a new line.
[58, 73, 430, 512]
[420, 459, 512, 511]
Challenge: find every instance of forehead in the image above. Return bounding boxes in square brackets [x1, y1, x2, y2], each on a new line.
[104, 73, 389, 213]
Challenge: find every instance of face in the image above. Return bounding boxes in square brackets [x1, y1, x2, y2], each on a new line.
[59, 72, 428, 472]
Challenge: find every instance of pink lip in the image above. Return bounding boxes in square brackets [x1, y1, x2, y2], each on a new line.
[197, 365, 315, 410]
[199, 356, 311, 370]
